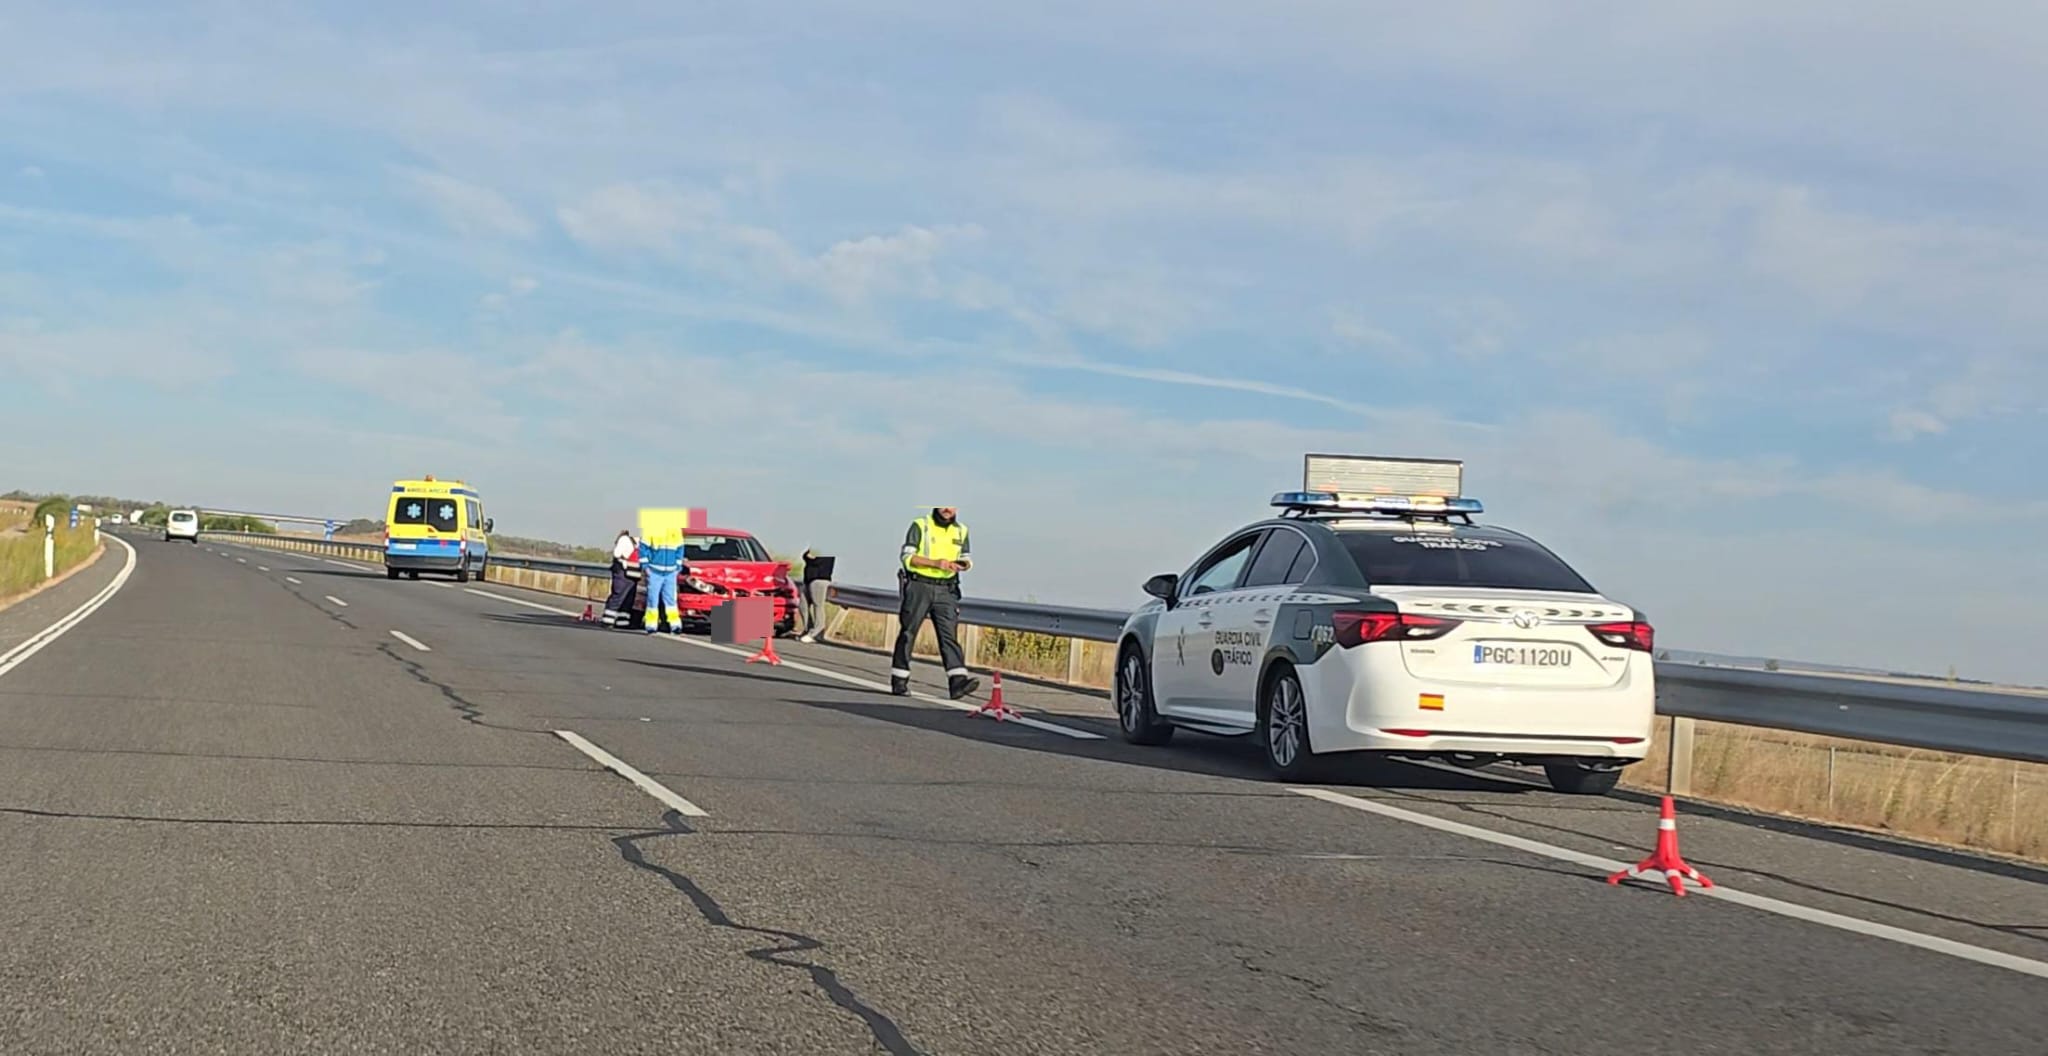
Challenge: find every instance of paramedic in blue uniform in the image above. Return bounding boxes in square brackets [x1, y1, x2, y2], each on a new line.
[890, 506, 980, 700]
[639, 528, 689, 635]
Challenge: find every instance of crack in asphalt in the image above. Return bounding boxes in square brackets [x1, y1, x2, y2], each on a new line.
[614, 811, 925, 1056]
[0, 806, 631, 831]
[1226, 942, 1405, 1039]
[378, 643, 550, 736]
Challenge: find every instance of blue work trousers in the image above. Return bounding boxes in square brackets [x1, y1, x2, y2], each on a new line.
[643, 568, 681, 630]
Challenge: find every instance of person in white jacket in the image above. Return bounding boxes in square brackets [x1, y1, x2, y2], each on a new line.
[603, 529, 638, 627]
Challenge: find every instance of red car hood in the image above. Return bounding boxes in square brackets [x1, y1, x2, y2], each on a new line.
[686, 561, 792, 593]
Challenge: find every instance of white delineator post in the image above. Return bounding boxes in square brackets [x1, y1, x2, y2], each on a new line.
[43, 514, 55, 580]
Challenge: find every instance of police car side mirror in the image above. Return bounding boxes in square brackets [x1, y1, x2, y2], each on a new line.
[1143, 573, 1179, 606]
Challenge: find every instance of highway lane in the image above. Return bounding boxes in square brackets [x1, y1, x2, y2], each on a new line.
[1, 534, 2043, 1054]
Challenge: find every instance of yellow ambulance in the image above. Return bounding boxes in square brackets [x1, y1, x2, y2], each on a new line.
[383, 476, 492, 582]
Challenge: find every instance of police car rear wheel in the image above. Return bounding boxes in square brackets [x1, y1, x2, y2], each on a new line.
[1260, 667, 1322, 780]
[1542, 760, 1623, 796]
[1115, 645, 1173, 745]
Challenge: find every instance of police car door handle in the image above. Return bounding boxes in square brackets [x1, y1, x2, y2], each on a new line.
[1252, 608, 1272, 625]
[1196, 613, 1214, 627]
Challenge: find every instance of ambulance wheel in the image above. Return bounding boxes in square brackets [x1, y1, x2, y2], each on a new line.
[474, 560, 487, 583]
[455, 564, 470, 583]
[407, 570, 420, 580]
[386, 567, 399, 580]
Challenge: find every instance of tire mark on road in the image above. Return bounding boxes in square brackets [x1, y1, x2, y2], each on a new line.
[614, 812, 924, 1056]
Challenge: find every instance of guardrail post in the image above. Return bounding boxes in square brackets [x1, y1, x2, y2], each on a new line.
[961, 624, 982, 668]
[1666, 716, 1695, 797]
[1066, 637, 1083, 685]
[43, 514, 55, 580]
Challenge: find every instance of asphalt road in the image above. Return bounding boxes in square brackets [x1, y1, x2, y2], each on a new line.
[2, 533, 2044, 1055]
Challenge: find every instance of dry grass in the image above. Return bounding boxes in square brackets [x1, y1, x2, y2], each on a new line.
[0, 520, 100, 600]
[1624, 717, 2048, 861]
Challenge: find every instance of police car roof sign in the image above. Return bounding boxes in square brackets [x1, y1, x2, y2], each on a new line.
[1303, 454, 1463, 500]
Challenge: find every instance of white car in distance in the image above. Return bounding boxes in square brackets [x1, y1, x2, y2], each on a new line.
[164, 510, 201, 543]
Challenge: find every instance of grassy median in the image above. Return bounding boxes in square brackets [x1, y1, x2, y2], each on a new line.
[0, 520, 101, 601]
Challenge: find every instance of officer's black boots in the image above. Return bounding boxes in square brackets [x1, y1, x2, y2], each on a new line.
[948, 674, 980, 700]
[890, 675, 909, 696]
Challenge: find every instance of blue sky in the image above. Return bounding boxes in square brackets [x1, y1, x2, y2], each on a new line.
[2, 3, 2043, 682]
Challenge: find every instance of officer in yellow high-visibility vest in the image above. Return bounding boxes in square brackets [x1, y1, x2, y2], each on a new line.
[891, 505, 981, 699]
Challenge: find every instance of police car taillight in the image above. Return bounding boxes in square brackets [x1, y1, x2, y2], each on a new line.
[1588, 620, 1654, 652]
[1331, 611, 1459, 647]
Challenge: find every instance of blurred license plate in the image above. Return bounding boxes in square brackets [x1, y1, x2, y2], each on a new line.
[1473, 644, 1573, 667]
[390, 542, 417, 551]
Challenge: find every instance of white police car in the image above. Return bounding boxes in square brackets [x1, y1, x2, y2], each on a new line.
[1111, 455, 1655, 794]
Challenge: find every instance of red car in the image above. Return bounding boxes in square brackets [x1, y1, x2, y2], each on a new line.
[622, 527, 799, 635]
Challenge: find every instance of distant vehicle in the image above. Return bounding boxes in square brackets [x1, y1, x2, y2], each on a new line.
[620, 527, 798, 636]
[108, 514, 124, 525]
[164, 510, 201, 543]
[1111, 454, 1656, 794]
[382, 476, 492, 582]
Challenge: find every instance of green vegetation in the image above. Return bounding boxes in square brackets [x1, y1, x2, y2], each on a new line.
[0, 520, 100, 600]
[200, 514, 276, 533]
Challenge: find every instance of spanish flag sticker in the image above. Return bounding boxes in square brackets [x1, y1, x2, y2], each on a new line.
[1419, 693, 1445, 711]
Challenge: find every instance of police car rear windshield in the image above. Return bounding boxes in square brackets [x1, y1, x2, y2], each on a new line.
[1338, 529, 1594, 593]
[685, 533, 770, 562]
[393, 496, 461, 533]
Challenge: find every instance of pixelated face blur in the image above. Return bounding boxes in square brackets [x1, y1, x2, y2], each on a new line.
[935, 507, 957, 525]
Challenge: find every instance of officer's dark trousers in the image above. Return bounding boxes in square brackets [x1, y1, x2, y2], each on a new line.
[604, 561, 635, 623]
[892, 575, 967, 678]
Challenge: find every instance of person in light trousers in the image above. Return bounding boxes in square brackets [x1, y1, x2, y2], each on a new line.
[798, 548, 835, 643]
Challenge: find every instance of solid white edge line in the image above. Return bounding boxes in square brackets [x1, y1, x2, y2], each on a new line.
[460, 588, 1102, 739]
[325, 595, 350, 608]
[0, 536, 138, 678]
[553, 729, 709, 817]
[1289, 787, 2048, 980]
[388, 630, 430, 652]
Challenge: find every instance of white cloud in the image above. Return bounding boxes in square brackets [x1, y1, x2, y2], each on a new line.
[1887, 409, 1947, 441]
[557, 182, 721, 252]
[394, 167, 534, 239]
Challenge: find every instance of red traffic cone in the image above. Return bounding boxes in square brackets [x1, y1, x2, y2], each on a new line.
[578, 603, 596, 623]
[972, 671, 1014, 721]
[745, 633, 783, 666]
[1608, 795, 1714, 897]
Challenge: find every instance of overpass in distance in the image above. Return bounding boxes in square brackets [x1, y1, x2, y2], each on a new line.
[0, 517, 2041, 1054]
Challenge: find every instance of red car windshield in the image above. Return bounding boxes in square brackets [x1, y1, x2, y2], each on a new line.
[684, 533, 770, 563]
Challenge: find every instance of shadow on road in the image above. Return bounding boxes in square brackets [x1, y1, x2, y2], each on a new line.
[778, 693, 1531, 794]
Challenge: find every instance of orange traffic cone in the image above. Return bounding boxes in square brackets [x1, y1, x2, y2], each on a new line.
[1608, 795, 1714, 897]
[972, 671, 1014, 721]
[745, 633, 783, 666]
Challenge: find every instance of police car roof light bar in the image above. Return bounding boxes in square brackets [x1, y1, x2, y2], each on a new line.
[1269, 491, 1485, 520]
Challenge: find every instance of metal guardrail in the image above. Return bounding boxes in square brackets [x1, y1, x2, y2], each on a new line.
[192, 531, 2048, 765]
[825, 580, 2048, 765]
[826, 582, 1131, 643]
[197, 532, 611, 578]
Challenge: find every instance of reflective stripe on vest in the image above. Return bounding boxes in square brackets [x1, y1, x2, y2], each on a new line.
[904, 516, 966, 579]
